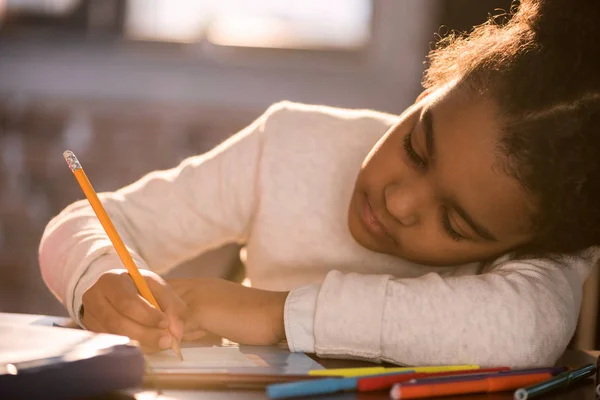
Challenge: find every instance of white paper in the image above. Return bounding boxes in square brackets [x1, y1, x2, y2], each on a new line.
[0, 323, 129, 367]
[146, 346, 257, 370]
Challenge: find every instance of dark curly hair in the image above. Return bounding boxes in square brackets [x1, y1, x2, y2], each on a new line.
[423, 0, 600, 256]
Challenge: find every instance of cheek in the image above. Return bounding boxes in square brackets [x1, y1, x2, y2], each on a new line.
[361, 134, 388, 170]
[393, 222, 509, 265]
[362, 138, 401, 182]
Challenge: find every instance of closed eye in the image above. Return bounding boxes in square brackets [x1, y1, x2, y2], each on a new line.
[441, 207, 466, 242]
[403, 130, 427, 169]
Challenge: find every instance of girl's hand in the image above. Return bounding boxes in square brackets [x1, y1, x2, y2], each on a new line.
[82, 269, 185, 353]
[167, 278, 288, 345]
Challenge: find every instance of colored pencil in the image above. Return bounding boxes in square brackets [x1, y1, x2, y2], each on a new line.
[514, 364, 595, 400]
[407, 367, 564, 385]
[308, 364, 479, 378]
[267, 367, 514, 398]
[357, 367, 509, 391]
[390, 371, 553, 399]
[148, 372, 344, 390]
[267, 371, 415, 398]
[63, 150, 182, 360]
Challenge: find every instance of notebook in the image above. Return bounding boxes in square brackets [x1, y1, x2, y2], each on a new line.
[143, 338, 326, 389]
[0, 321, 144, 399]
[146, 338, 324, 374]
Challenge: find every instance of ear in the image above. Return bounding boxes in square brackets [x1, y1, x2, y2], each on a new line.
[415, 88, 433, 104]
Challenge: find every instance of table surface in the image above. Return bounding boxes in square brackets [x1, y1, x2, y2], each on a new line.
[96, 349, 600, 400]
[6, 313, 596, 399]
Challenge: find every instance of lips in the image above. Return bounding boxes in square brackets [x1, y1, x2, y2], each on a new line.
[361, 192, 393, 241]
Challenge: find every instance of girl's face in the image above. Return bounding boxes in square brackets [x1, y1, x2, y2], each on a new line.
[348, 84, 536, 266]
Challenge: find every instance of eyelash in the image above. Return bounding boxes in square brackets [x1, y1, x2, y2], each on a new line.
[441, 208, 465, 242]
[402, 131, 427, 169]
[403, 130, 464, 243]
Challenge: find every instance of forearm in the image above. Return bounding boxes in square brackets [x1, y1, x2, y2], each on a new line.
[314, 261, 587, 368]
[204, 285, 287, 345]
[169, 278, 288, 345]
[380, 273, 575, 367]
[39, 199, 134, 320]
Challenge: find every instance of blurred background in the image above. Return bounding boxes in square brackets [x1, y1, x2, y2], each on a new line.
[2, 0, 596, 348]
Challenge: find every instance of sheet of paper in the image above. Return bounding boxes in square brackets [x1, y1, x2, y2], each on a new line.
[146, 346, 258, 370]
[0, 324, 93, 365]
[0, 323, 129, 368]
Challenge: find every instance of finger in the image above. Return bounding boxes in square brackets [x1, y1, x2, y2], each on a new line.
[84, 310, 158, 353]
[95, 295, 173, 352]
[180, 308, 208, 342]
[103, 274, 168, 329]
[147, 279, 186, 340]
[148, 278, 186, 316]
[166, 314, 184, 342]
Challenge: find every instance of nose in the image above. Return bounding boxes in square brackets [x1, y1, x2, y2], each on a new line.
[384, 181, 432, 227]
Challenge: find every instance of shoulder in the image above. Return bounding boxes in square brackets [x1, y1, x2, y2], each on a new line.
[261, 101, 398, 136]
[255, 102, 394, 199]
[253, 102, 395, 169]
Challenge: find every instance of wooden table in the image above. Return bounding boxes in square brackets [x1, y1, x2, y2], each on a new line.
[98, 350, 599, 400]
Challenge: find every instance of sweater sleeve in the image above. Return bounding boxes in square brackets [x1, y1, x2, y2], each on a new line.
[310, 248, 598, 368]
[39, 102, 285, 323]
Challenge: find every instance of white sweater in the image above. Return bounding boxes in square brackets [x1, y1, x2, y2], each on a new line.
[39, 101, 598, 368]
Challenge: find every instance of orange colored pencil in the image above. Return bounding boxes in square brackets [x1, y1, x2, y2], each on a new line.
[358, 367, 510, 392]
[390, 372, 552, 399]
[63, 150, 182, 360]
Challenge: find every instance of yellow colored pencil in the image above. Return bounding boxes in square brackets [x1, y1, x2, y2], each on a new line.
[309, 365, 480, 377]
[63, 150, 183, 360]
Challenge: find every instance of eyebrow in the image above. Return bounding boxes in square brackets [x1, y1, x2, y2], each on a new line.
[423, 106, 498, 242]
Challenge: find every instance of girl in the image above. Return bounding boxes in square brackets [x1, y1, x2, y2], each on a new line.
[40, 0, 600, 368]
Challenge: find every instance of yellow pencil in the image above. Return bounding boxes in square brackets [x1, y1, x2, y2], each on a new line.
[309, 365, 480, 378]
[63, 150, 183, 360]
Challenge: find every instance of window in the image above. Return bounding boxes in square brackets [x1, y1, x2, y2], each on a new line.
[125, 0, 373, 50]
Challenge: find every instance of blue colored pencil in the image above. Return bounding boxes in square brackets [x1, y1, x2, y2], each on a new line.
[266, 371, 415, 399]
